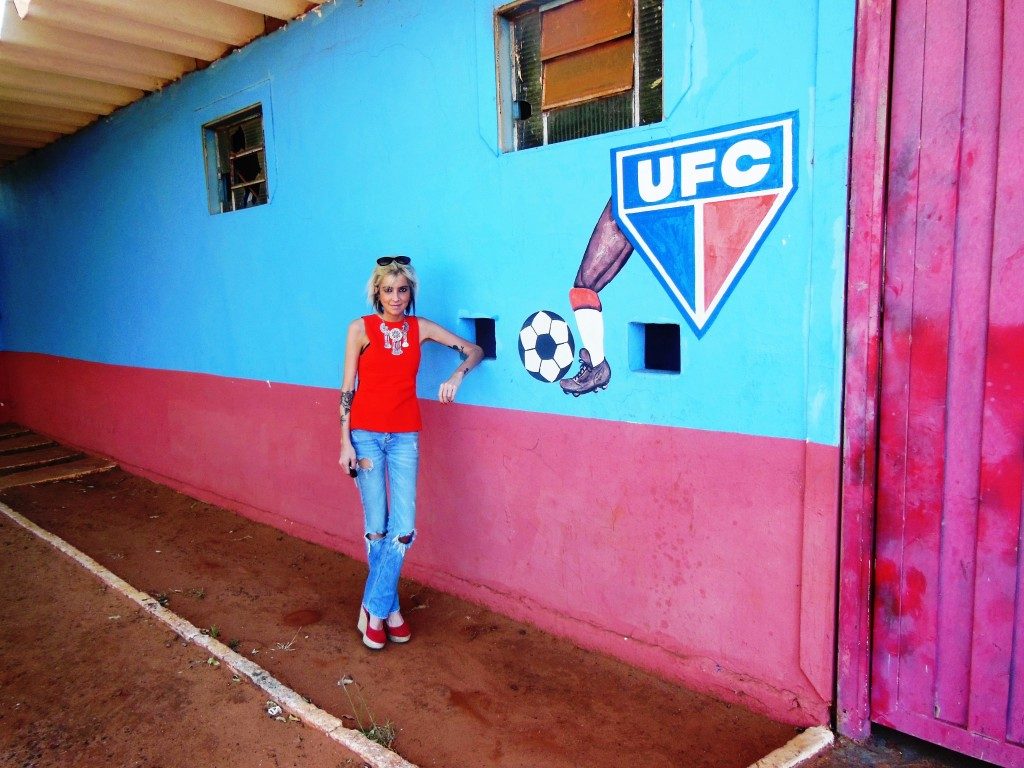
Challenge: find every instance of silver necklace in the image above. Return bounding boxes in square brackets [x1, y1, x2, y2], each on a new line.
[380, 320, 409, 356]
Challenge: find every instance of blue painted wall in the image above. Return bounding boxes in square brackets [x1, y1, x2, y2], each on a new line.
[0, 0, 854, 445]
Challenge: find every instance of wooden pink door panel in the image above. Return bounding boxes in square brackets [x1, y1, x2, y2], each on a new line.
[871, 1, 1024, 766]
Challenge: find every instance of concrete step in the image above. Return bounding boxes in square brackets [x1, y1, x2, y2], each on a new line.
[0, 456, 117, 490]
[0, 445, 82, 473]
[0, 434, 56, 455]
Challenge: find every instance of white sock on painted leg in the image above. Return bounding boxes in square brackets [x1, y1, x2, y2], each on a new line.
[573, 307, 606, 365]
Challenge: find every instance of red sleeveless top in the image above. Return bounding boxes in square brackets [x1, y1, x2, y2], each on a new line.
[350, 315, 421, 432]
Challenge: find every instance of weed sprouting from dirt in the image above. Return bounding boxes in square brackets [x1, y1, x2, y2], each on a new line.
[272, 630, 300, 651]
[362, 722, 397, 749]
[337, 675, 396, 749]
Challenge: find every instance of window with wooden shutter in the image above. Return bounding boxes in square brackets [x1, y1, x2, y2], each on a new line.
[541, 0, 634, 110]
[497, 0, 662, 151]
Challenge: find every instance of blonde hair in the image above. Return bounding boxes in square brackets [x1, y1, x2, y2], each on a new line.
[366, 259, 418, 315]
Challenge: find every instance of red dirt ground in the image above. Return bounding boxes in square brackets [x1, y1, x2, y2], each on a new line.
[0, 467, 799, 768]
[0, 510, 362, 768]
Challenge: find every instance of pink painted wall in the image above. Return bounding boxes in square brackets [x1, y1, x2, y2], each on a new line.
[3, 351, 839, 724]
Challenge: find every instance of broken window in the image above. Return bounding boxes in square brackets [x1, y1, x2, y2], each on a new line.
[203, 104, 268, 213]
[497, 0, 663, 151]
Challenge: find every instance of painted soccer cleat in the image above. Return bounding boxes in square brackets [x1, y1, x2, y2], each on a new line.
[559, 348, 611, 396]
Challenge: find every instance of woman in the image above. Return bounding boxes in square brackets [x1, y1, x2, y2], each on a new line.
[339, 256, 483, 649]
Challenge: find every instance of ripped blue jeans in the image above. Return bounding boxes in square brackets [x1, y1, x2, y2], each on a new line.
[350, 429, 418, 619]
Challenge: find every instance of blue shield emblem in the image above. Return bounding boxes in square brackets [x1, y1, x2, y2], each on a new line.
[612, 113, 797, 336]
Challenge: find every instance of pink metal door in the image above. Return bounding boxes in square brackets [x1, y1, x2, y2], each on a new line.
[870, 1, 1024, 765]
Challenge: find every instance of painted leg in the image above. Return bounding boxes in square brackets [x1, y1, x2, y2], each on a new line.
[562, 199, 632, 395]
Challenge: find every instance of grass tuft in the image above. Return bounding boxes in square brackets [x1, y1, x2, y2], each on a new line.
[338, 675, 397, 749]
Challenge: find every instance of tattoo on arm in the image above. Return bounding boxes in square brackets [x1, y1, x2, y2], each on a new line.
[450, 343, 467, 358]
[339, 390, 354, 426]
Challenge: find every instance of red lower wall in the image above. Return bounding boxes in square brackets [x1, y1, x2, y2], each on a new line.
[0, 351, 11, 423]
[4, 351, 839, 724]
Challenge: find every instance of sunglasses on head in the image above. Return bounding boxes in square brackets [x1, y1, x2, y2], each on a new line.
[377, 256, 411, 266]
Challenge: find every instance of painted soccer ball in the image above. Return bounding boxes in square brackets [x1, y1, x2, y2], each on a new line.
[518, 310, 576, 383]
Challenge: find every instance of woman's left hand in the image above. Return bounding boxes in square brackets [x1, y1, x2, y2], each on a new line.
[438, 373, 463, 404]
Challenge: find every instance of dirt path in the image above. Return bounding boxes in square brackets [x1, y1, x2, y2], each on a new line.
[0, 511, 363, 768]
[1, 468, 799, 768]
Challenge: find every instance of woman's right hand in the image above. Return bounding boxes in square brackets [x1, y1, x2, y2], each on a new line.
[339, 443, 357, 475]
